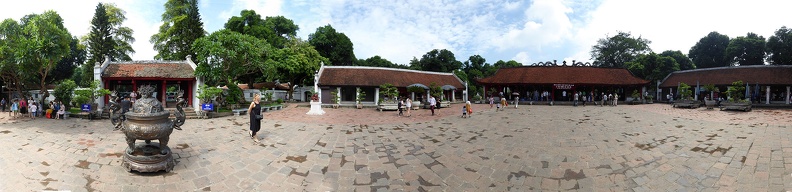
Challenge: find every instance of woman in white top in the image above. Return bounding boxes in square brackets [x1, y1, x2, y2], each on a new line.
[405, 98, 412, 117]
[30, 102, 37, 119]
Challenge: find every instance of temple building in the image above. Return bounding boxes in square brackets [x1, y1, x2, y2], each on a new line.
[660, 65, 792, 104]
[316, 66, 466, 105]
[94, 56, 204, 111]
[476, 61, 649, 102]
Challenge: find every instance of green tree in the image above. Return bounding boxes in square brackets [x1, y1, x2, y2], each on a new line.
[85, 3, 112, 69]
[678, 82, 692, 100]
[309, 24, 356, 66]
[262, 16, 298, 49]
[53, 79, 77, 109]
[150, 0, 205, 60]
[225, 11, 298, 49]
[414, 49, 462, 72]
[689, 31, 730, 68]
[192, 29, 271, 97]
[0, 18, 26, 98]
[725, 32, 766, 66]
[379, 83, 398, 103]
[590, 31, 651, 68]
[660, 50, 695, 70]
[766, 26, 792, 65]
[17, 11, 72, 104]
[104, 3, 136, 61]
[625, 52, 679, 83]
[269, 37, 327, 100]
[724, 80, 746, 102]
[49, 36, 84, 85]
[355, 56, 406, 68]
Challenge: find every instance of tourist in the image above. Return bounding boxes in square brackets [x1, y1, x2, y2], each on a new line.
[614, 93, 619, 106]
[10, 99, 17, 118]
[601, 92, 606, 107]
[489, 96, 494, 108]
[461, 104, 467, 118]
[405, 97, 412, 117]
[47, 101, 54, 119]
[398, 98, 404, 116]
[465, 101, 473, 117]
[1, 98, 5, 112]
[19, 97, 27, 116]
[30, 102, 37, 119]
[247, 93, 262, 143]
[513, 92, 519, 108]
[56, 101, 65, 119]
[429, 96, 436, 116]
[496, 97, 501, 111]
[573, 92, 579, 107]
[130, 91, 137, 103]
[500, 97, 507, 111]
[37, 102, 43, 117]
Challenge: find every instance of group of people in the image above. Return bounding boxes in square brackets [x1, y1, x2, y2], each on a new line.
[1, 97, 67, 119]
[396, 97, 413, 117]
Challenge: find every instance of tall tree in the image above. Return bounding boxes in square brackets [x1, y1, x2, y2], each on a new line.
[270, 37, 327, 99]
[625, 52, 679, 83]
[17, 11, 72, 104]
[263, 16, 298, 49]
[309, 25, 356, 66]
[688, 31, 730, 68]
[0, 18, 26, 98]
[766, 26, 792, 65]
[104, 3, 135, 61]
[48, 36, 85, 84]
[151, 0, 205, 60]
[192, 30, 270, 87]
[82, 3, 135, 86]
[725, 32, 766, 66]
[355, 56, 405, 68]
[590, 31, 651, 68]
[660, 50, 695, 70]
[414, 49, 462, 72]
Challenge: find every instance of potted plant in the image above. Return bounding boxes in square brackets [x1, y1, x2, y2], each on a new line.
[378, 83, 400, 111]
[472, 94, 483, 104]
[646, 95, 654, 104]
[720, 81, 752, 111]
[407, 85, 425, 108]
[355, 88, 366, 109]
[673, 83, 699, 108]
[702, 84, 718, 109]
[330, 90, 340, 109]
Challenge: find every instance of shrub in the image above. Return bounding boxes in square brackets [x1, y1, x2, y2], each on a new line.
[725, 81, 746, 102]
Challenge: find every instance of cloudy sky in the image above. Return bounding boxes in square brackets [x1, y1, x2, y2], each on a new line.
[2, 0, 791, 65]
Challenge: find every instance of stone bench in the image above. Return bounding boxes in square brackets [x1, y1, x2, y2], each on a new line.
[378, 104, 400, 112]
[232, 109, 247, 116]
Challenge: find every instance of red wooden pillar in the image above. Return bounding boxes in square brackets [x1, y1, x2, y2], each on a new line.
[104, 80, 110, 104]
[132, 79, 137, 92]
[162, 80, 167, 107]
[186, 80, 192, 106]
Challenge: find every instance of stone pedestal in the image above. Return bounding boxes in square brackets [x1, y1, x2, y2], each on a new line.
[122, 142, 175, 172]
[306, 101, 325, 115]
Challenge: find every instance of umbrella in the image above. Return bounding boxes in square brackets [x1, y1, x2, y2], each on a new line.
[441, 85, 456, 90]
[407, 83, 428, 89]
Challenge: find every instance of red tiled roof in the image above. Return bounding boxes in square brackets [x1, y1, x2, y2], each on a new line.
[236, 82, 290, 90]
[102, 61, 195, 79]
[318, 66, 465, 88]
[660, 65, 792, 87]
[476, 66, 648, 85]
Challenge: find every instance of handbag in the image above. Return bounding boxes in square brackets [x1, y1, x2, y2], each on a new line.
[255, 114, 263, 120]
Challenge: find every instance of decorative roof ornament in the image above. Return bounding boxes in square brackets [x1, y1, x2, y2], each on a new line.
[529, 60, 592, 67]
[138, 84, 156, 99]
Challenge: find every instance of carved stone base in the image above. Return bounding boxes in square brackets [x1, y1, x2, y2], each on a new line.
[306, 101, 325, 115]
[121, 142, 175, 173]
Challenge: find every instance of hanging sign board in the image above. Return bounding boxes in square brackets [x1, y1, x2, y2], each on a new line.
[554, 84, 574, 90]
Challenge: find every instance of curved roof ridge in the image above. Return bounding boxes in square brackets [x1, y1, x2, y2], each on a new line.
[672, 65, 792, 74]
[109, 60, 188, 64]
[323, 66, 455, 76]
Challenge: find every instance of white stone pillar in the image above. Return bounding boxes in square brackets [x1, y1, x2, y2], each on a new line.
[452, 91, 456, 102]
[411, 92, 415, 101]
[746, 85, 751, 102]
[336, 87, 341, 104]
[374, 88, 380, 105]
[356, 87, 360, 104]
[766, 86, 771, 104]
[787, 86, 790, 105]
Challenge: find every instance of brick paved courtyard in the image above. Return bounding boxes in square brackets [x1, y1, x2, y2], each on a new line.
[1, 103, 792, 191]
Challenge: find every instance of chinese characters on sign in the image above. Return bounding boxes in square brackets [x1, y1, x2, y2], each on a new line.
[554, 84, 574, 90]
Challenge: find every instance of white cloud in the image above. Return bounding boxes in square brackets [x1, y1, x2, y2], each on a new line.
[512, 52, 531, 64]
[570, 0, 792, 63]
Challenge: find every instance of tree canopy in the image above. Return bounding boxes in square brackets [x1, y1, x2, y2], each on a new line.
[82, 3, 134, 86]
[412, 49, 462, 72]
[355, 56, 406, 68]
[725, 32, 766, 66]
[192, 29, 271, 87]
[625, 52, 679, 83]
[766, 26, 792, 65]
[659, 50, 695, 70]
[309, 24, 355, 66]
[151, 0, 205, 60]
[590, 31, 651, 68]
[269, 37, 328, 99]
[224, 10, 298, 49]
[16, 11, 73, 103]
[688, 31, 730, 68]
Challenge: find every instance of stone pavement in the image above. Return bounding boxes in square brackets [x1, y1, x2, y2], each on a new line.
[1, 103, 792, 191]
